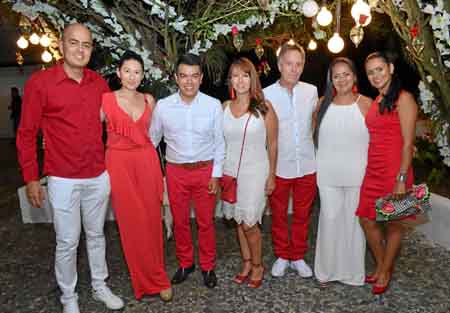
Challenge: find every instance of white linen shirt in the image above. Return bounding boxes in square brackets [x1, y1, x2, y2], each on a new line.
[150, 91, 225, 178]
[263, 81, 318, 179]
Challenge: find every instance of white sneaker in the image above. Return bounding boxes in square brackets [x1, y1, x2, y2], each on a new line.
[92, 286, 124, 310]
[271, 257, 290, 277]
[290, 259, 313, 278]
[62, 299, 80, 313]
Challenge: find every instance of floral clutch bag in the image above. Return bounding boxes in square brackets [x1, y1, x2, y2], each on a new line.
[375, 184, 432, 222]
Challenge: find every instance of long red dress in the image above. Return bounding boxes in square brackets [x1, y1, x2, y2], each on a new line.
[102, 92, 170, 299]
[356, 95, 414, 220]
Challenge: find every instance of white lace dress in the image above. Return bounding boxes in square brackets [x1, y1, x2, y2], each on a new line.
[221, 106, 269, 226]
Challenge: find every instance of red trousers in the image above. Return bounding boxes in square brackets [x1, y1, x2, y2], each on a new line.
[269, 173, 317, 260]
[166, 163, 216, 271]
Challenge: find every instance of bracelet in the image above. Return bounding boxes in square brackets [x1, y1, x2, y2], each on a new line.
[396, 172, 407, 183]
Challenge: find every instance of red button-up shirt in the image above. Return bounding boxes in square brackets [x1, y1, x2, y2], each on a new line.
[17, 63, 109, 183]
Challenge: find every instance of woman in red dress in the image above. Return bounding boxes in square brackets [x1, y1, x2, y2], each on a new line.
[356, 52, 418, 295]
[101, 51, 172, 301]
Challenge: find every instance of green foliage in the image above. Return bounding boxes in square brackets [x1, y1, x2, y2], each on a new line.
[413, 137, 449, 188]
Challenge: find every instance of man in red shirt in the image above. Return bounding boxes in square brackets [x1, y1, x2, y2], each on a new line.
[17, 23, 123, 313]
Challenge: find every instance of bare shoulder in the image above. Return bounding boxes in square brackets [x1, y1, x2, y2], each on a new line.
[397, 91, 418, 111]
[222, 100, 232, 110]
[358, 95, 372, 109]
[144, 93, 156, 107]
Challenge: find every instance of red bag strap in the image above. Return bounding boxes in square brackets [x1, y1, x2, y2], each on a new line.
[236, 114, 251, 178]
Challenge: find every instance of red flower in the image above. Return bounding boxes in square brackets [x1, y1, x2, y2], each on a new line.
[231, 26, 239, 35]
[255, 38, 262, 45]
[381, 202, 395, 215]
[415, 185, 426, 200]
[410, 26, 419, 39]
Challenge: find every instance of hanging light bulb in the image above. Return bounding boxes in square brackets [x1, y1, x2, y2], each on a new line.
[17, 36, 29, 49]
[316, 6, 333, 26]
[39, 34, 51, 47]
[29, 33, 40, 45]
[287, 38, 296, 45]
[302, 0, 319, 18]
[307, 39, 317, 50]
[328, 33, 344, 53]
[351, 0, 372, 27]
[41, 50, 53, 63]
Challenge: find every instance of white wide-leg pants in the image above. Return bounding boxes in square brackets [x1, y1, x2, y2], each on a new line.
[314, 185, 366, 286]
[47, 171, 110, 303]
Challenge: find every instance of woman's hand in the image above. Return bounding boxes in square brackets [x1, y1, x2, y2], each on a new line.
[392, 181, 407, 199]
[265, 174, 276, 196]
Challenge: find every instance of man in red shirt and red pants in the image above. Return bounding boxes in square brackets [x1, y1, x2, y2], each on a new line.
[17, 24, 123, 313]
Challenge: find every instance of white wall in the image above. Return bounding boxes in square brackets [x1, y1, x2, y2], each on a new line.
[0, 65, 41, 138]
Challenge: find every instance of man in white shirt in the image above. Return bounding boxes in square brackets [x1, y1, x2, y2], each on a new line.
[263, 43, 318, 278]
[150, 54, 225, 288]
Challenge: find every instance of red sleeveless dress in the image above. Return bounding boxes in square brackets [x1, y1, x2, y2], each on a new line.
[356, 95, 414, 220]
[102, 92, 170, 299]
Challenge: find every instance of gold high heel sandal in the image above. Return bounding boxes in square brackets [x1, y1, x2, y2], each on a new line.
[159, 287, 173, 302]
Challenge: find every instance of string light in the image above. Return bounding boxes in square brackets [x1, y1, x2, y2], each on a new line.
[29, 33, 40, 45]
[308, 39, 318, 50]
[317, 6, 333, 26]
[39, 34, 51, 47]
[17, 36, 29, 49]
[41, 50, 53, 63]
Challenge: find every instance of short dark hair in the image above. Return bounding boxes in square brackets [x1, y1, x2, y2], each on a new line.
[118, 50, 144, 71]
[176, 53, 202, 73]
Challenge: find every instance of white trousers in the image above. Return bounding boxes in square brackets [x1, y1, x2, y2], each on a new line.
[47, 171, 110, 303]
[314, 185, 366, 286]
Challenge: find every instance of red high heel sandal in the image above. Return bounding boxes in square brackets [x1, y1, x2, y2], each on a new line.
[365, 274, 377, 284]
[247, 264, 264, 289]
[233, 259, 251, 284]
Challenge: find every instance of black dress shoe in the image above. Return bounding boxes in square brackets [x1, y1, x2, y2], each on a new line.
[171, 264, 195, 284]
[202, 270, 217, 288]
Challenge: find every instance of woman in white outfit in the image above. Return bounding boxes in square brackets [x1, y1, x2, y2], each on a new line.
[313, 57, 372, 286]
[222, 57, 278, 288]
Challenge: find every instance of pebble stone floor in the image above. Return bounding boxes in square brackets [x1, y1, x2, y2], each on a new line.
[1, 139, 449, 313]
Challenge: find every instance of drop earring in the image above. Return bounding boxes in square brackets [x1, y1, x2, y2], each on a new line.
[352, 85, 358, 94]
[230, 87, 235, 100]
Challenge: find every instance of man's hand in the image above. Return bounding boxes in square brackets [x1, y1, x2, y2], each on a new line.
[26, 180, 45, 208]
[208, 177, 220, 195]
[265, 174, 276, 196]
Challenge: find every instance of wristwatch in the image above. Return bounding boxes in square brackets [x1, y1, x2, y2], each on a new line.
[396, 172, 407, 183]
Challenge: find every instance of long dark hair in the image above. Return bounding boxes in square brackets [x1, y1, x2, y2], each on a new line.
[365, 51, 401, 114]
[314, 57, 358, 148]
[228, 57, 268, 118]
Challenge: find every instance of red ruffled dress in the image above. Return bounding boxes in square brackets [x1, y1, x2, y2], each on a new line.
[102, 92, 170, 299]
[356, 95, 414, 220]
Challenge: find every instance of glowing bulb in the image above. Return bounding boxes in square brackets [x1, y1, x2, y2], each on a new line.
[317, 6, 333, 26]
[39, 34, 51, 47]
[17, 36, 29, 49]
[287, 39, 296, 45]
[307, 39, 317, 50]
[327, 33, 345, 54]
[41, 50, 53, 63]
[29, 33, 40, 45]
[302, 0, 319, 18]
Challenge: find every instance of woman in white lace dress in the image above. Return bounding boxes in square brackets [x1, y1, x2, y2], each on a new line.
[222, 57, 278, 288]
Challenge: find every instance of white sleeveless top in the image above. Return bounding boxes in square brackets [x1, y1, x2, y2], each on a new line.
[316, 99, 369, 187]
[222, 105, 269, 226]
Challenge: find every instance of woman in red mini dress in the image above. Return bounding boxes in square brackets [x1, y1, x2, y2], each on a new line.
[101, 51, 172, 301]
[356, 52, 418, 295]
